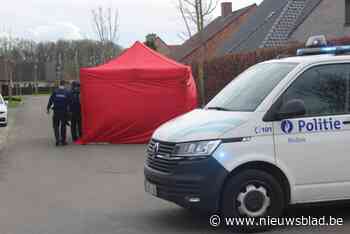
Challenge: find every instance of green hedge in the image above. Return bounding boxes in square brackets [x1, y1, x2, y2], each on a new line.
[192, 36, 350, 104]
[4, 96, 23, 102]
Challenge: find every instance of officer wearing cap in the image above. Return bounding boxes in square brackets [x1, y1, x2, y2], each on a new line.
[47, 80, 71, 146]
[70, 80, 82, 141]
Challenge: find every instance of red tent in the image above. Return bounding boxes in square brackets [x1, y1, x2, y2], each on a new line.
[77, 41, 198, 144]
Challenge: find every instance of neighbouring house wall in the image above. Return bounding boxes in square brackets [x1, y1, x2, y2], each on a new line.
[0, 59, 12, 82]
[15, 61, 57, 82]
[0, 60, 5, 95]
[291, 0, 350, 42]
[181, 6, 256, 64]
[15, 63, 35, 82]
[0, 60, 6, 82]
[0, 59, 15, 95]
[45, 61, 56, 82]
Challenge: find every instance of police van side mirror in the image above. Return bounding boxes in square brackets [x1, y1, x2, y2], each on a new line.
[276, 99, 306, 121]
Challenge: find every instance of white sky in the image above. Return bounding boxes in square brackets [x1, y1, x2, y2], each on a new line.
[0, 0, 263, 47]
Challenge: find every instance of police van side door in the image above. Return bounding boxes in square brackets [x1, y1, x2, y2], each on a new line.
[272, 63, 350, 203]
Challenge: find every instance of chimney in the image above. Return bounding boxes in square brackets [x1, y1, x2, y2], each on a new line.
[221, 2, 232, 17]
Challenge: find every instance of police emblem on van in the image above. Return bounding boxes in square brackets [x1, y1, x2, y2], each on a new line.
[153, 142, 160, 156]
[281, 120, 294, 134]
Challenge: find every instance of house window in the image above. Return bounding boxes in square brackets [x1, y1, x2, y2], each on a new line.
[346, 0, 350, 25]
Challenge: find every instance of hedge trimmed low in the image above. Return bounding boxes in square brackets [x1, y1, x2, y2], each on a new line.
[192, 36, 350, 104]
[4, 96, 22, 102]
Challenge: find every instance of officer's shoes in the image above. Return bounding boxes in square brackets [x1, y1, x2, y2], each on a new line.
[55, 142, 68, 146]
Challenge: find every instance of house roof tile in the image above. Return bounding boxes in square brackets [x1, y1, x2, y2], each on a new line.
[215, 0, 321, 56]
[171, 4, 257, 61]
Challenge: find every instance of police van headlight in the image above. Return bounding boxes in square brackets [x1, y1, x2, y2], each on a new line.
[172, 140, 221, 157]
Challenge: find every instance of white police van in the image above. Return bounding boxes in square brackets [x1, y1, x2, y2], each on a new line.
[144, 36, 350, 231]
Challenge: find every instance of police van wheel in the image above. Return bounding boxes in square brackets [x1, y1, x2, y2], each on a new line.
[221, 169, 285, 233]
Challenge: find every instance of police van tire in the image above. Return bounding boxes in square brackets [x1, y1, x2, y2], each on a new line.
[221, 169, 285, 233]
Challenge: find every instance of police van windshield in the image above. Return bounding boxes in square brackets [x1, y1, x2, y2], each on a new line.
[206, 62, 297, 112]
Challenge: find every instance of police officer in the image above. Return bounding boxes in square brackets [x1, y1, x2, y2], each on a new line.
[70, 80, 82, 141]
[47, 80, 71, 146]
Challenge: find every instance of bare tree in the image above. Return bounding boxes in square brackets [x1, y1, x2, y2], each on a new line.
[176, 0, 218, 40]
[92, 7, 119, 43]
[177, 0, 193, 40]
[92, 6, 120, 63]
[176, 0, 218, 105]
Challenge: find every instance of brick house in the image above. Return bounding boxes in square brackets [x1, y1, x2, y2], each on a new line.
[216, 0, 350, 56]
[291, 0, 350, 42]
[170, 2, 257, 64]
[154, 37, 181, 58]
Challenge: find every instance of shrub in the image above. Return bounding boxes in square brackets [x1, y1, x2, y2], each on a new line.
[4, 96, 22, 102]
[192, 36, 350, 104]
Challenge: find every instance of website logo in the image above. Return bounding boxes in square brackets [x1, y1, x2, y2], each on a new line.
[281, 120, 294, 134]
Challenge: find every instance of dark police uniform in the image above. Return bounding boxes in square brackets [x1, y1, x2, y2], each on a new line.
[70, 81, 82, 141]
[47, 86, 71, 146]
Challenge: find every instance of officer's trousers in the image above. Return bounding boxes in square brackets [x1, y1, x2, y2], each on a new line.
[53, 112, 67, 144]
[71, 113, 82, 141]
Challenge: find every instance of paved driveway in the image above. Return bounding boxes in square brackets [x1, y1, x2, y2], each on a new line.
[0, 96, 349, 234]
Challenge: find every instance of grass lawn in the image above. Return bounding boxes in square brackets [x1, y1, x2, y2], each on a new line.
[7, 100, 22, 108]
[4, 96, 24, 109]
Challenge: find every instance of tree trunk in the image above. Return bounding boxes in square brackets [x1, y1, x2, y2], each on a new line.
[197, 28, 206, 106]
[197, 61, 205, 106]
